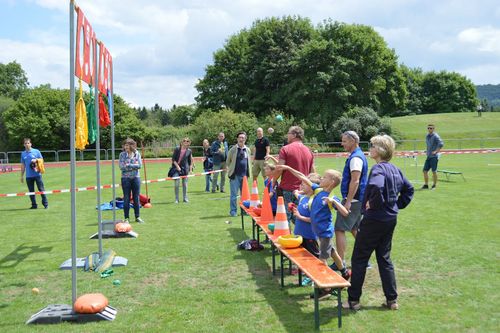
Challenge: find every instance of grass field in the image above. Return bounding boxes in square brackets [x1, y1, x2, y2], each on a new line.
[391, 112, 500, 150]
[0, 153, 499, 332]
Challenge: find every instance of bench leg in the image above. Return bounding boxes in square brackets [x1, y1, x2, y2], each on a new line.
[256, 223, 260, 245]
[252, 219, 256, 240]
[272, 244, 276, 276]
[298, 269, 302, 286]
[240, 207, 244, 230]
[337, 288, 342, 328]
[314, 287, 320, 330]
[280, 252, 284, 288]
[289, 258, 292, 275]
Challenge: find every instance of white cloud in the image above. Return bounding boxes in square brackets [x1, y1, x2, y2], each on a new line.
[459, 64, 500, 85]
[0, 38, 68, 89]
[458, 26, 500, 54]
[115, 74, 198, 108]
[428, 41, 454, 53]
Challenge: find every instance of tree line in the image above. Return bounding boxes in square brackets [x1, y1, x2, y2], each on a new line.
[0, 17, 488, 151]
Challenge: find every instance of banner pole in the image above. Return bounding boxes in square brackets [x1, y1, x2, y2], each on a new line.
[69, 0, 77, 306]
[95, 41, 103, 257]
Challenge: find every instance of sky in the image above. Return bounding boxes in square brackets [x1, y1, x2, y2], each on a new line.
[1, 0, 499, 108]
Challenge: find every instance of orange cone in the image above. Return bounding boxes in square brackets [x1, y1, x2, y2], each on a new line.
[260, 187, 274, 223]
[249, 180, 260, 208]
[240, 176, 250, 203]
[273, 196, 290, 237]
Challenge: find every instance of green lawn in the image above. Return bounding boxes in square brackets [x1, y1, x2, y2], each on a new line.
[391, 112, 500, 150]
[0, 153, 499, 332]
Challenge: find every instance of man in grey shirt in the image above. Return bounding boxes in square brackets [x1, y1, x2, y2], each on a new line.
[422, 124, 444, 189]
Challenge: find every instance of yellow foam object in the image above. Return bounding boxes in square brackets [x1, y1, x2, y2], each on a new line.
[277, 234, 303, 248]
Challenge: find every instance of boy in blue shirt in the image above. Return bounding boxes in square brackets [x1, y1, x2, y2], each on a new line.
[20, 138, 48, 209]
[277, 165, 351, 298]
[263, 163, 278, 215]
[291, 173, 321, 258]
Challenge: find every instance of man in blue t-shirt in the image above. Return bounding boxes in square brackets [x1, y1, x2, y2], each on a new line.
[20, 138, 48, 209]
[422, 124, 444, 190]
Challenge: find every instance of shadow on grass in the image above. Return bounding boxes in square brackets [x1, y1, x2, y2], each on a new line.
[0, 208, 34, 212]
[227, 227, 354, 332]
[0, 244, 52, 269]
[199, 214, 231, 220]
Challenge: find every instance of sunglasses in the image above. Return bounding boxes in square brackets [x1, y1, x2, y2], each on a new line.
[427, 127, 434, 130]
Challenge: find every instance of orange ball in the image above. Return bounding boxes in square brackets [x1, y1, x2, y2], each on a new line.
[143, 203, 152, 208]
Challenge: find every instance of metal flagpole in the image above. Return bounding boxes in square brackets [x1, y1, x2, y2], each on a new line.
[110, 60, 116, 223]
[94, 41, 103, 257]
[69, 0, 77, 306]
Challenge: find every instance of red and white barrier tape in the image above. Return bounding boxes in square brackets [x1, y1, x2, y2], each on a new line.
[1, 148, 499, 197]
[0, 169, 224, 198]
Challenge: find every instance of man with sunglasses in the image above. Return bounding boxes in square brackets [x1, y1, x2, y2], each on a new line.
[422, 124, 444, 190]
[227, 132, 251, 217]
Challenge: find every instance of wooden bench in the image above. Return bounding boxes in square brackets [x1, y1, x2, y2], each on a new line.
[239, 204, 350, 330]
[437, 169, 466, 182]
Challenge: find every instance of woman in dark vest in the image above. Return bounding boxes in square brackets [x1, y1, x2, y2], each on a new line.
[202, 139, 213, 192]
[170, 137, 194, 203]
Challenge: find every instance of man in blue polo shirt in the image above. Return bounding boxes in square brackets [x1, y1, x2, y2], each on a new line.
[20, 138, 48, 209]
[422, 124, 444, 190]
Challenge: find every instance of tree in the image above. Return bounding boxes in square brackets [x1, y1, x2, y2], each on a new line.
[196, 18, 406, 135]
[317, 21, 406, 116]
[196, 16, 316, 117]
[0, 96, 16, 150]
[420, 71, 477, 114]
[189, 109, 258, 145]
[399, 65, 425, 115]
[100, 94, 153, 147]
[0, 61, 29, 100]
[2, 86, 70, 150]
[169, 104, 197, 127]
[331, 106, 392, 142]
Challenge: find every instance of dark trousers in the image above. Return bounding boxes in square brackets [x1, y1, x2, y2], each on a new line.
[26, 176, 48, 208]
[348, 217, 398, 302]
[122, 177, 141, 219]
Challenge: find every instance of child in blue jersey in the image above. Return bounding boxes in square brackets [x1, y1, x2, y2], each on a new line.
[291, 173, 321, 258]
[263, 163, 278, 215]
[277, 165, 351, 297]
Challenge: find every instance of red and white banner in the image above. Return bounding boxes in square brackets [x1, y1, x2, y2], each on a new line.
[98, 43, 112, 95]
[75, 8, 96, 84]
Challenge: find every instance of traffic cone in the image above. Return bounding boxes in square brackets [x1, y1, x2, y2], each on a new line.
[240, 176, 250, 203]
[249, 180, 260, 208]
[260, 187, 274, 223]
[273, 196, 290, 237]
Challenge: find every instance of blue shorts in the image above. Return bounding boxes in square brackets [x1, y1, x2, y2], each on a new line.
[423, 156, 439, 172]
